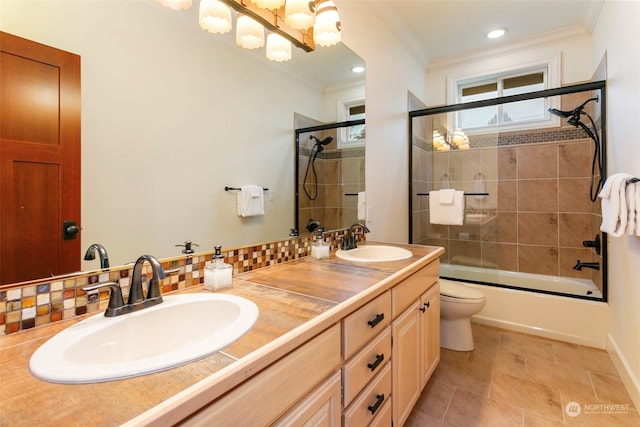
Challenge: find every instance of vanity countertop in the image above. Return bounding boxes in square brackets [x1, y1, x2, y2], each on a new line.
[0, 242, 443, 426]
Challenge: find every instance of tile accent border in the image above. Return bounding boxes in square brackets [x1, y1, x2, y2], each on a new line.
[0, 229, 360, 335]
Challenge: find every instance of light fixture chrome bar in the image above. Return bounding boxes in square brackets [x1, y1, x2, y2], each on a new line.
[221, 0, 315, 52]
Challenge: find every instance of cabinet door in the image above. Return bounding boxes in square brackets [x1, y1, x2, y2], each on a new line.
[391, 300, 421, 427]
[420, 283, 440, 388]
[274, 371, 342, 427]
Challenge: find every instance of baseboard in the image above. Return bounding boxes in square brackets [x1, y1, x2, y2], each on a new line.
[607, 334, 640, 412]
[471, 316, 605, 349]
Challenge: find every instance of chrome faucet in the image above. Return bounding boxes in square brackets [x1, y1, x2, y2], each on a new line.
[342, 223, 370, 250]
[82, 254, 167, 317]
[573, 260, 600, 271]
[84, 243, 110, 269]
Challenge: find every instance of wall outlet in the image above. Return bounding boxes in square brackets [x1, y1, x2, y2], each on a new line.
[367, 206, 373, 222]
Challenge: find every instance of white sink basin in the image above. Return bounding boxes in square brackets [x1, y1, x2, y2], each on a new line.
[29, 293, 259, 384]
[336, 245, 413, 262]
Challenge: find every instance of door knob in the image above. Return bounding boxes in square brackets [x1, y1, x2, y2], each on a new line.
[63, 220, 79, 240]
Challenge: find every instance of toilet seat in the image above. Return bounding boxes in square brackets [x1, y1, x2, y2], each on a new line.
[439, 280, 485, 300]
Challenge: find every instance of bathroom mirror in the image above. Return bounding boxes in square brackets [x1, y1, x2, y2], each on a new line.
[294, 118, 366, 236]
[0, 0, 365, 286]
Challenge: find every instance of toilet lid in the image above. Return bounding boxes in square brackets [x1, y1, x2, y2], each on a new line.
[440, 280, 485, 300]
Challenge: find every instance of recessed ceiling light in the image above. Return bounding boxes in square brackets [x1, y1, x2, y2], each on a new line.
[486, 28, 507, 39]
[351, 66, 365, 73]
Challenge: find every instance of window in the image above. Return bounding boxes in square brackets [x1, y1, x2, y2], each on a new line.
[457, 70, 547, 130]
[339, 99, 365, 148]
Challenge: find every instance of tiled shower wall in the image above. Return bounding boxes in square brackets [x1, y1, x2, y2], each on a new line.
[0, 230, 357, 335]
[412, 93, 603, 292]
[298, 129, 365, 232]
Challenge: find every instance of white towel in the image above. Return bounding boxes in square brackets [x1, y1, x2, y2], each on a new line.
[438, 189, 455, 204]
[237, 185, 265, 217]
[429, 189, 465, 225]
[598, 173, 632, 236]
[357, 191, 366, 221]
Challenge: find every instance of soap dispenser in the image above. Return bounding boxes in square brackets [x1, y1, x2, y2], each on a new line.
[311, 229, 330, 260]
[204, 245, 233, 291]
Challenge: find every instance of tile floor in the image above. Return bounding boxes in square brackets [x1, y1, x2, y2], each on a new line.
[406, 323, 640, 426]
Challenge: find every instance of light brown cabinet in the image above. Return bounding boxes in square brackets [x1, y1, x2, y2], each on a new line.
[274, 371, 342, 427]
[420, 283, 441, 388]
[170, 258, 440, 427]
[391, 262, 440, 427]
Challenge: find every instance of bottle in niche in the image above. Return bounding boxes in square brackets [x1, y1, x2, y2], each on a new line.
[204, 245, 233, 291]
[311, 229, 330, 260]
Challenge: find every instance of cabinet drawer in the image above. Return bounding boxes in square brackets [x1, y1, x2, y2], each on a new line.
[343, 362, 391, 427]
[343, 326, 391, 406]
[392, 259, 439, 317]
[183, 324, 341, 426]
[343, 291, 391, 360]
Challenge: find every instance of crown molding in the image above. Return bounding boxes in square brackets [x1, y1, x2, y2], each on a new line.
[367, 1, 432, 70]
[429, 25, 590, 71]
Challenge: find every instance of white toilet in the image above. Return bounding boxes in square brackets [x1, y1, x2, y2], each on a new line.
[439, 279, 486, 351]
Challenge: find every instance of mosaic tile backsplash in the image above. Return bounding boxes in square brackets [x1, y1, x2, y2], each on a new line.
[0, 230, 359, 335]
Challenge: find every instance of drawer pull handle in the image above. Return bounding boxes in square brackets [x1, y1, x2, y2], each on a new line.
[367, 353, 384, 371]
[420, 301, 431, 313]
[368, 394, 385, 414]
[367, 313, 384, 328]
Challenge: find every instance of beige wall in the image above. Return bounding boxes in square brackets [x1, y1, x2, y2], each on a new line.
[592, 0, 640, 408]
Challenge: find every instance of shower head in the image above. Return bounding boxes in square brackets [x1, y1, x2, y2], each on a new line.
[310, 135, 333, 146]
[548, 96, 599, 126]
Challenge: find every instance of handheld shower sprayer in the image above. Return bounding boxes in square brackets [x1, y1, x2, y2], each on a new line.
[548, 96, 599, 122]
[303, 135, 334, 200]
[548, 96, 603, 201]
[310, 135, 334, 152]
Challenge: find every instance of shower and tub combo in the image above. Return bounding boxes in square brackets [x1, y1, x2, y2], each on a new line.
[409, 81, 609, 348]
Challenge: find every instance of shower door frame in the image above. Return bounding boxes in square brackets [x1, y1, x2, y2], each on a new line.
[408, 80, 608, 302]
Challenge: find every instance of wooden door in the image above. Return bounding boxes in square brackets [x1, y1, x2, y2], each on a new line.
[0, 32, 81, 284]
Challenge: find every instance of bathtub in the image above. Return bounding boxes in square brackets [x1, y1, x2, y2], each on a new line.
[439, 264, 610, 349]
[440, 263, 603, 299]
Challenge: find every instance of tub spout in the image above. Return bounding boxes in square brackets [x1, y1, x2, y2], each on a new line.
[573, 260, 600, 271]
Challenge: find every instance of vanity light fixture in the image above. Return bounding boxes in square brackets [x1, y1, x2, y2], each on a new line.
[199, 0, 232, 34]
[432, 129, 470, 151]
[486, 27, 507, 39]
[156, 0, 341, 61]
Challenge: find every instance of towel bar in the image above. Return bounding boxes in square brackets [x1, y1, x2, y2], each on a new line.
[418, 192, 489, 196]
[225, 186, 269, 191]
[627, 178, 639, 184]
